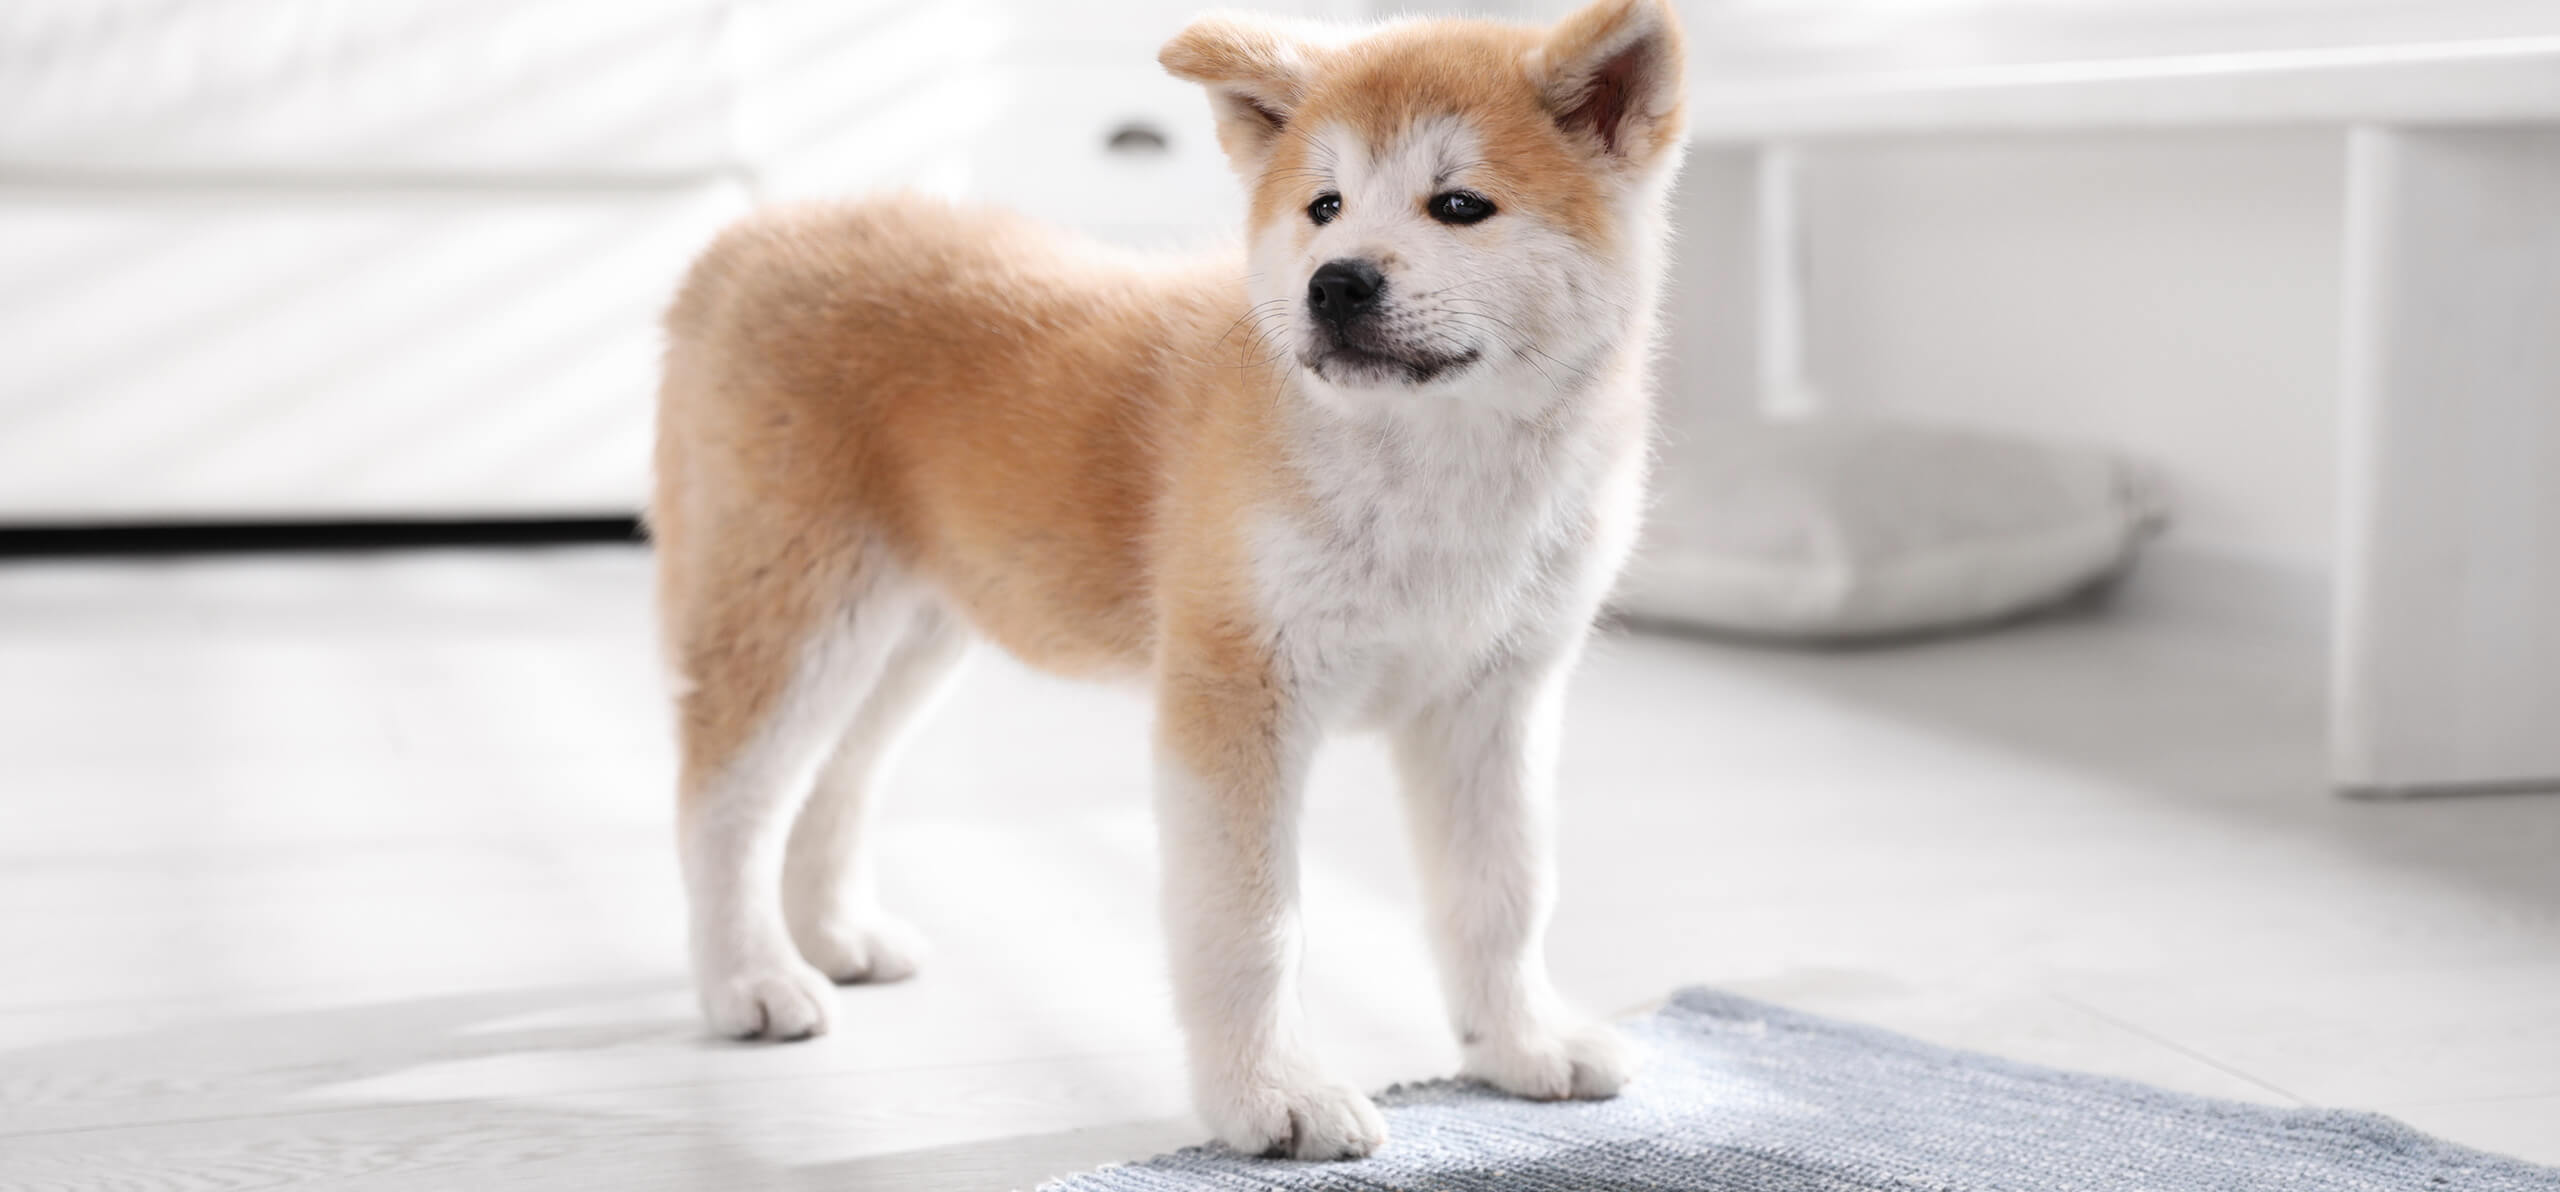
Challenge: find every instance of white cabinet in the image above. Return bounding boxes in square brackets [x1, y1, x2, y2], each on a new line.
[0, 186, 748, 519]
[961, 61, 1247, 248]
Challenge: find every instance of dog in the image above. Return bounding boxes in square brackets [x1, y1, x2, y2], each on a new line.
[650, 0, 1686, 1160]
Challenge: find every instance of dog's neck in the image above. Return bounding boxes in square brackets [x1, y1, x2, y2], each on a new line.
[1246, 327, 1654, 704]
[1274, 335, 1650, 540]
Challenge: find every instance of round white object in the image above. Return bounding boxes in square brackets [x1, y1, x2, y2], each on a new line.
[1614, 416, 2167, 641]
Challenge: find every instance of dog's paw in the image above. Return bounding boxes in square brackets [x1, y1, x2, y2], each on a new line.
[697, 955, 837, 1041]
[791, 912, 923, 985]
[1464, 1018, 1636, 1101]
[1201, 1072, 1388, 1161]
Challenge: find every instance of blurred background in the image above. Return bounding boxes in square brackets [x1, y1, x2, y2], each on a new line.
[3, 1, 2557, 1188]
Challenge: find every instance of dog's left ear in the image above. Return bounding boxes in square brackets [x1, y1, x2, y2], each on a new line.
[1161, 14, 1330, 176]
[1531, 0, 1686, 171]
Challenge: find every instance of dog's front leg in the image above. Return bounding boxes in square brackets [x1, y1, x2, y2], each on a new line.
[1154, 648, 1387, 1160]
[1393, 656, 1634, 1101]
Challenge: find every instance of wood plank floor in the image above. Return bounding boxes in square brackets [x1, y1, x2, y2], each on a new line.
[2, 546, 2554, 1189]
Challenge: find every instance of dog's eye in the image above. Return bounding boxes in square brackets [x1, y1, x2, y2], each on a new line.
[1307, 193, 1341, 226]
[1426, 190, 1495, 225]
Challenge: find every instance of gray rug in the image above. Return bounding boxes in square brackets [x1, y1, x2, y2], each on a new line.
[1043, 988, 2560, 1191]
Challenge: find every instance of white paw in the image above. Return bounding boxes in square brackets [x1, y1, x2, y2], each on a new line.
[790, 911, 924, 985]
[1464, 1019, 1636, 1101]
[697, 954, 837, 1041]
[1200, 1070, 1388, 1160]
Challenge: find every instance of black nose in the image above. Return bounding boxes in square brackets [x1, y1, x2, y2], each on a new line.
[1307, 259, 1384, 325]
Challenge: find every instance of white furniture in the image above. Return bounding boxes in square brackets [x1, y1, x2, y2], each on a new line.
[2334, 127, 2560, 796]
[0, 0, 766, 519]
[1679, 2, 2560, 803]
[1675, 0, 2560, 795]
[0, 0, 1340, 522]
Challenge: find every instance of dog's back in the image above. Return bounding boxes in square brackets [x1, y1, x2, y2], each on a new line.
[653, 195, 1271, 695]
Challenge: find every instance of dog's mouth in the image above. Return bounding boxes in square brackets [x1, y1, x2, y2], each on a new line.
[1302, 338, 1481, 388]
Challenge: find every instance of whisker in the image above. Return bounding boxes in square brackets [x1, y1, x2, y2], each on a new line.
[1212, 299, 1293, 350]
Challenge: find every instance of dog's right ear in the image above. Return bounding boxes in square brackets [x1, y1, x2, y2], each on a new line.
[1160, 13, 1327, 174]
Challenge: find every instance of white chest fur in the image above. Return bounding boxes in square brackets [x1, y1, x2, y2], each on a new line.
[1252, 377, 1648, 728]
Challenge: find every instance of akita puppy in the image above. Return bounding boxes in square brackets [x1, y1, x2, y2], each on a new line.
[652, 0, 1686, 1160]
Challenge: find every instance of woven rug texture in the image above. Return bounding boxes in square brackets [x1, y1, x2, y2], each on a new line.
[1042, 987, 2560, 1191]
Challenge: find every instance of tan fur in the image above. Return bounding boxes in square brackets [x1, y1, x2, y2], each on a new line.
[1164, 6, 1683, 244]
[655, 197, 1292, 730]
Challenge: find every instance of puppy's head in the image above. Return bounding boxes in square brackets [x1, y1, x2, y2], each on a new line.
[1163, 0, 1685, 409]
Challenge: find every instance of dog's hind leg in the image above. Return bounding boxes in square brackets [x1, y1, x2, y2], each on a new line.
[668, 532, 922, 1041]
[782, 601, 969, 984]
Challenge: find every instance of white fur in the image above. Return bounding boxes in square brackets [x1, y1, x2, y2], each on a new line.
[781, 605, 968, 983]
[682, 576, 959, 1039]
[1161, 101, 1682, 1151]
[1155, 736, 1392, 1158]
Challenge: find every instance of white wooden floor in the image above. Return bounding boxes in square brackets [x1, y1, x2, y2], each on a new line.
[2, 546, 2554, 1189]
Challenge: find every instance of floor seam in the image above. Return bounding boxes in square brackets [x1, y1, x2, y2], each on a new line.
[2371, 1089, 2560, 1110]
[2047, 988, 2311, 1106]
